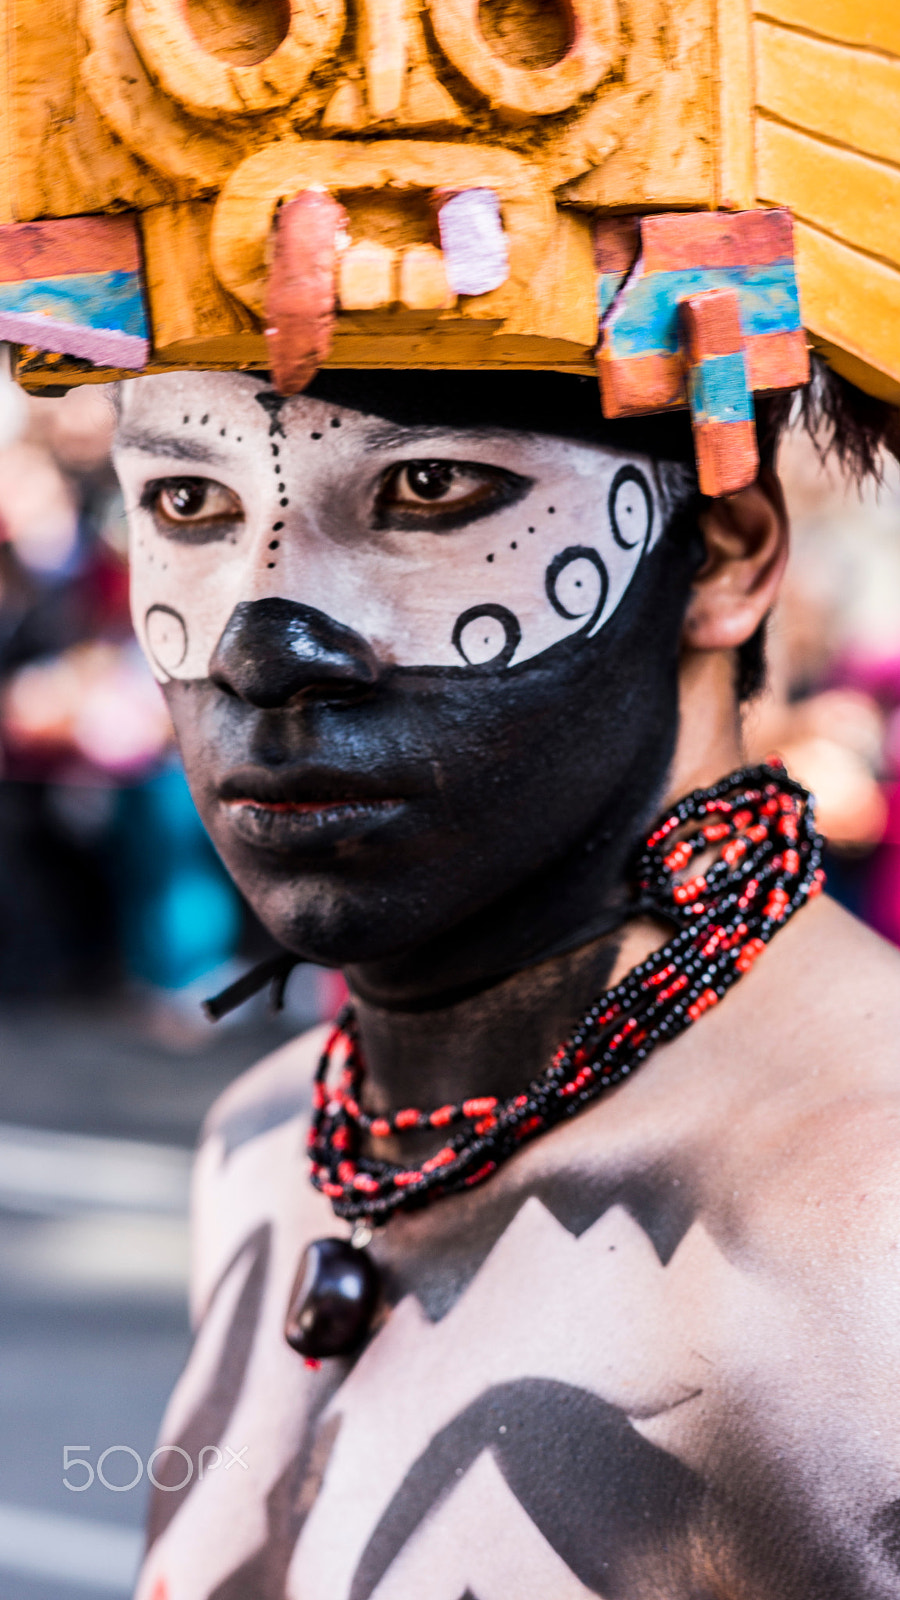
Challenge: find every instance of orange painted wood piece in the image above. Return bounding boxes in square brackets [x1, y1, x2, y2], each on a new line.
[680, 289, 759, 493]
[692, 419, 759, 497]
[265, 189, 348, 397]
[596, 349, 683, 417]
[745, 327, 810, 392]
[597, 328, 809, 418]
[640, 209, 796, 274]
[0, 213, 142, 283]
[680, 287, 744, 361]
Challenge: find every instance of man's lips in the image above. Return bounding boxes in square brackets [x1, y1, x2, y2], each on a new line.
[225, 797, 400, 814]
[217, 766, 413, 808]
[215, 770, 412, 852]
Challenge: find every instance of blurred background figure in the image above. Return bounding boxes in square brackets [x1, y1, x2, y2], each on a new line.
[0, 376, 241, 1009]
[0, 362, 337, 1600]
[746, 427, 900, 940]
[0, 365, 898, 1600]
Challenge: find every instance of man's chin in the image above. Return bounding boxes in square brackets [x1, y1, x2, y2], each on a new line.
[218, 856, 456, 972]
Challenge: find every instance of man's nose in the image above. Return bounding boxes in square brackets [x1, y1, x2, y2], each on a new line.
[208, 599, 381, 708]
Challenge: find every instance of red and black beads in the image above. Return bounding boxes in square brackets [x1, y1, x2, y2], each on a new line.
[308, 761, 824, 1223]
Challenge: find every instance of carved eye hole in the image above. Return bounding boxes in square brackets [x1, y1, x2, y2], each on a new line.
[477, 0, 573, 69]
[184, 0, 290, 65]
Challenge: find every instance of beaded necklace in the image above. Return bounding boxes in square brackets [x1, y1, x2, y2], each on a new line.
[286, 762, 824, 1360]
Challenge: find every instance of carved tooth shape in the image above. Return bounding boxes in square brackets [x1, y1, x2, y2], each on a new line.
[398, 244, 456, 310]
[435, 189, 510, 296]
[321, 79, 366, 133]
[265, 189, 348, 396]
[339, 240, 397, 310]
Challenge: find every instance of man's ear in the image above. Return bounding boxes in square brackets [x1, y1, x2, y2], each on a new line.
[681, 468, 789, 651]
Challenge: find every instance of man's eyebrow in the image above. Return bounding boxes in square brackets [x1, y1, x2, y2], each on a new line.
[363, 421, 505, 451]
[114, 427, 228, 465]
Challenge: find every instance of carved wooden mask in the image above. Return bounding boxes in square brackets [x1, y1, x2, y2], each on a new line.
[2, 0, 900, 424]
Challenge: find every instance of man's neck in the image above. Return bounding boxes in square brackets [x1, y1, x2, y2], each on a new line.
[352, 928, 624, 1121]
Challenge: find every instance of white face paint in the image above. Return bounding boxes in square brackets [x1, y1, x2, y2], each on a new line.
[115, 372, 668, 683]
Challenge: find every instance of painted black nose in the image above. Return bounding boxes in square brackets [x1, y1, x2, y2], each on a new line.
[209, 599, 380, 708]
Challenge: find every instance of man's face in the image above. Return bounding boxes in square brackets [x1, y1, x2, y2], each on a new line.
[115, 371, 697, 986]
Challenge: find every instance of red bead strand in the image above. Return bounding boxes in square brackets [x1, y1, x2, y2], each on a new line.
[308, 762, 824, 1223]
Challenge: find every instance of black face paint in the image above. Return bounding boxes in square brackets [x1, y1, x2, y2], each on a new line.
[163, 494, 701, 1005]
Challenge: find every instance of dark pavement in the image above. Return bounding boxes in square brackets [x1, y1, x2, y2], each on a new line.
[0, 979, 319, 1599]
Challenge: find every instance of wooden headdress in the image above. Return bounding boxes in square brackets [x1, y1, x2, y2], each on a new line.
[1, 0, 898, 493]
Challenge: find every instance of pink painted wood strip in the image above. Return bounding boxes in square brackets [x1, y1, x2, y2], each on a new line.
[0, 215, 142, 284]
[0, 309, 148, 367]
[265, 190, 348, 396]
[593, 216, 640, 275]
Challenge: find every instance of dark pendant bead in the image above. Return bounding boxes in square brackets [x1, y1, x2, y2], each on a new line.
[284, 1237, 380, 1359]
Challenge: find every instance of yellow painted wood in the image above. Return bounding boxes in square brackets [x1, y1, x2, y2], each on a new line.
[125, 0, 344, 120]
[0, 0, 14, 226]
[401, 0, 468, 128]
[9, 0, 172, 219]
[716, 0, 756, 208]
[211, 139, 554, 319]
[80, 0, 246, 197]
[754, 0, 900, 59]
[3, 0, 897, 409]
[793, 218, 900, 389]
[755, 21, 900, 169]
[428, 0, 618, 120]
[564, 0, 714, 210]
[361, 0, 406, 121]
[140, 201, 259, 363]
[757, 117, 900, 269]
[809, 336, 900, 407]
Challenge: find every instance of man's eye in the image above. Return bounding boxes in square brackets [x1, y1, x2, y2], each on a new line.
[393, 462, 457, 503]
[141, 477, 243, 535]
[378, 460, 531, 527]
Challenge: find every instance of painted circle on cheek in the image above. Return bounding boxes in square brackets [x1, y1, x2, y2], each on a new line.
[544, 545, 609, 627]
[452, 603, 522, 667]
[609, 465, 653, 550]
[145, 604, 188, 676]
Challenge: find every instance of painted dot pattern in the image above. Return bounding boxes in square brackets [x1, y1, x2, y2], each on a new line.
[145, 405, 659, 680]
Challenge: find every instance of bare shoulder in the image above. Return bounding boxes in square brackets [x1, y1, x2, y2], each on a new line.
[707, 896, 900, 1291]
[200, 1019, 329, 1158]
[739, 893, 900, 1091]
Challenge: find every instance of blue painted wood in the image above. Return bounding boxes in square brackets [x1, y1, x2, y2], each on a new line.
[0, 268, 148, 339]
[599, 262, 802, 358]
[688, 351, 754, 426]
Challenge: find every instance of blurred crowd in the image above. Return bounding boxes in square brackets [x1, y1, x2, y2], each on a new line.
[0, 369, 250, 1014]
[1, 362, 899, 1012]
[746, 428, 900, 944]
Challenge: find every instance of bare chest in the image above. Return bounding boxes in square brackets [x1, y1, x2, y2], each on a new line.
[136, 1112, 900, 1600]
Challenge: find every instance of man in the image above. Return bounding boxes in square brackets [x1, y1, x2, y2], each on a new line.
[2, 1, 898, 1589]
[113, 366, 900, 1600]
